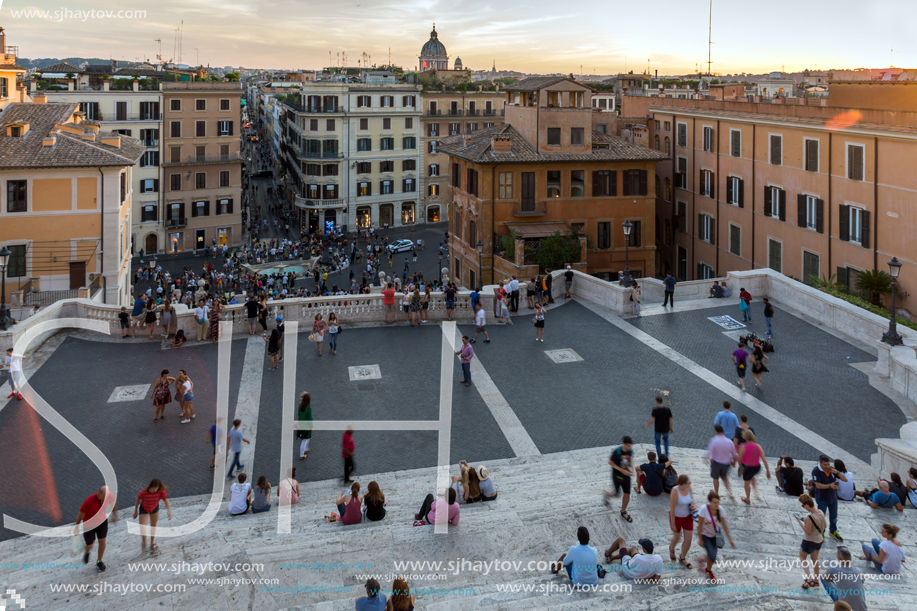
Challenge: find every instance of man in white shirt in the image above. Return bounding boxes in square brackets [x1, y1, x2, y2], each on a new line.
[4, 348, 24, 400]
[194, 300, 210, 341]
[604, 537, 663, 582]
[228, 473, 252, 515]
[508, 276, 520, 312]
[470, 304, 490, 344]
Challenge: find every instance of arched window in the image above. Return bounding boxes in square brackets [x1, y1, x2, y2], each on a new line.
[665, 178, 671, 201]
[654, 135, 660, 150]
[664, 136, 671, 155]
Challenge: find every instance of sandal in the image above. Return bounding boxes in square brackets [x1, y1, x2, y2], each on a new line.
[620, 510, 633, 523]
[153, 418, 158, 423]
[670, 553, 677, 561]
[679, 558, 694, 570]
[740, 497, 751, 505]
[801, 577, 817, 589]
[150, 543, 159, 551]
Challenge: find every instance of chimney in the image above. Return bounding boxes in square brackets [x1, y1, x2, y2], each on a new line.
[100, 135, 121, 148]
[463, 134, 471, 148]
[29, 78, 36, 93]
[103, 79, 109, 92]
[42, 135, 56, 147]
[491, 134, 511, 153]
[33, 92, 47, 104]
[0, 28, 6, 53]
[67, 80, 74, 91]
[132, 79, 139, 92]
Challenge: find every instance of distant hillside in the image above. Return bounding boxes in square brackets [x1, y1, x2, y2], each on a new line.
[18, 58, 118, 70]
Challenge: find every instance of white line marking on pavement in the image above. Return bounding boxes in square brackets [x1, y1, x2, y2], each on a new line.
[435, 321, 457, 533]
[232, 335, 266, 479]
[579, 300, 874, 474]
[455, 327, 541, 457]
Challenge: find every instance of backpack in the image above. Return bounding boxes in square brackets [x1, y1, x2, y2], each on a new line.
[662, 466, 678, 493]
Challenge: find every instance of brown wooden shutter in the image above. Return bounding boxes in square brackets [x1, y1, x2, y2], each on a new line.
[179, 203, 185, 221]
[699, 169, 704, 195]
[847, 146, 855, 178]
[698, 213, 703, 239]
[764, 187, 772, 217]
[738, 179, 744, 208]
[639, 170, 647, 196]
[709, 172, 715, 200]
[710, 218, 715, 246]
[836, 266, 848, 289]
[861, 210, 870, 248]
[815, 199, 824, 233]
[797, 194, 807, 227]
[778, 189, 787, 221]
[205, 201, 211, 216]
[726, 176, 733, 203]
[731, 130, 740, 156]
[838, 204, 850, 241]
[609, 171, 617, 196]
[806, 140, 818, 171]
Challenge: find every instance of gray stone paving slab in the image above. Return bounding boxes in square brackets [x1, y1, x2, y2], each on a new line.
[629, 302, 907, 461]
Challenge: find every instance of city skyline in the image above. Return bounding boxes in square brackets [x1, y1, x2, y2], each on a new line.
[3, 0, 914, 75]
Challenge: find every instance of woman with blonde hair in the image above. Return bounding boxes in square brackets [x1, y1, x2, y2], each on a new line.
[387, 577, 415, 611]
[451, 463, 471, 503]
[466, 466, 483, 503]
[312, 313, 326, 356]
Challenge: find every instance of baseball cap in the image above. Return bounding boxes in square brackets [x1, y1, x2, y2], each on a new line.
[275, 316, 283, 322]
[566, 265, 571, 270]
[638, 538, 654, 554]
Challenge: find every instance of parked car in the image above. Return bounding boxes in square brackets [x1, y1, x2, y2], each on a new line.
[251, 170, 273, 178]
[385, 239, 415, 254]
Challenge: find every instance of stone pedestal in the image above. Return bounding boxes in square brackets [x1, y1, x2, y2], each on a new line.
[876, 421, 917, 476]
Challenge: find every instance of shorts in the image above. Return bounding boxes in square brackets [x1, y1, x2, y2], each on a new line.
[800, 539, 823, 555]
[446, 300, 455, 310]
[248, 317, 257, 324]
[384, 304, 396, 313]
[742, 465, 761, 481]
[183, 392, 194, 402]
[139, 505, 159, 515]
[670, 513, 694, 532]
[710, 460, 731, 480]
[534, 320, 544, 328]
[736, 366, 746, 378]
[702, 535, 718, 562]
[476, 325, 486, 332]
[613, 475, 631, 495]
[565, 281, 573, 290]
[132, 315, 144, 323]
[82, 518, 109, 546]
[403, 305, 411, 313]
[120, 321, 130, 329]
[422, 302, 429, 310]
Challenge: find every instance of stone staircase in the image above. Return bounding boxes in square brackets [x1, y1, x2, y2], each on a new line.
[1, 446, 913, 610]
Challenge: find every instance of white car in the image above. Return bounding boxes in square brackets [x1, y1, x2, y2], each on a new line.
[385, 239, 415, 254]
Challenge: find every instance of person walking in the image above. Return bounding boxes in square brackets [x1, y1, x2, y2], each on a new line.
[133, 479, 172, 552]
[533, 303, 545, 342]
[563, 266, 574, 299]
[297, 392, 313, 459]
[470, 304, 490, 344]
[74, 486, 118, 572]
[750, 343, 769, 389]
[3, 348, 23, 400]
[705, 424, 738, 500]
[604, 436, 635, 522]
[737, 430, 771, 504]
[732, 341, 749, 391]
[695, 491, 735, 581]
[644, 396, 673, 458]
[662, 273, 676, 307]
[342, 426, 355, 484]
[456, 335, 474, 387]
[276, 316, 285, 362]
[739, 287, 752, 322]
[327, 312, 341, 355]
[713, 401, 741, 442]
[763, 298, 775, 338]
[631, 282, 642, 316]
[668, 474, 697, 569]
[149, 369, 175, 423]
[207, 418, 224, 470]
[312, 313, 326, 356]
[796, 493, 827, 590]
[264, 329, 280, 370]
[226, 419, 251, 479]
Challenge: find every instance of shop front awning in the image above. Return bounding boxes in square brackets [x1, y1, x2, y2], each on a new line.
[504, 220, 570, 238]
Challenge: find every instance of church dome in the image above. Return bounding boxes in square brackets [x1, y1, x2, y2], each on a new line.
[421, 25, 447, 58]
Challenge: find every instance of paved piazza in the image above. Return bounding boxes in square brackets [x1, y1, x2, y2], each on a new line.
[0, 295, 913, 610]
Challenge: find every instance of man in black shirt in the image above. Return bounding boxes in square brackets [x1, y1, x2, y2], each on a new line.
[245, 295, 259, 335]
[635, 451, 669, 497]
[605, 436, 635, 522]
[444, 284, 457, 321]
[545, 271, 554, 303]
[563, 266, 574, 299]
[644, 396, 673, 458]
[775, 456, 804, 496]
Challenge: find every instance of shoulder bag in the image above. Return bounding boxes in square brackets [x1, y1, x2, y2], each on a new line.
[708, 506, 725, 548]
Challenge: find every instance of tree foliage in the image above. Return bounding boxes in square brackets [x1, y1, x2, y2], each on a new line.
[854, 269, 892, 305]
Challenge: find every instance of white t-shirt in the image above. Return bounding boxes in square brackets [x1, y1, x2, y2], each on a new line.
[182, 380, 192, 395]
[228, 482, 251, 515]
[194, 306, 209, 322]
[699, 503, 724, 538]
[621, 553, 663, 580]
[5, 354, 22, 372]
[880, 540, 905, 574]
[836, 472, 855, 501]
[475, 310, 486, 326]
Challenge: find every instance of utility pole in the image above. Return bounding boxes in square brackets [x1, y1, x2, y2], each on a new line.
[707, 0, 713, 75]
[154, 38, 161, 63]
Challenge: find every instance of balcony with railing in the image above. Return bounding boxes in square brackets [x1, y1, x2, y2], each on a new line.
[426, 109, 442, 116]
[512, 200, 548, 216]
[285, 102, 341, 114]
[299, 150, 342, 160]
[165, 153, 242, 165]
[466, 109, 480, 116]
[294, 196, 346, 210]
[483, 108, 498, 116]
[166, 217, 188, 228]
[448, 109, 464, 116]
[141, 139, 158, 148]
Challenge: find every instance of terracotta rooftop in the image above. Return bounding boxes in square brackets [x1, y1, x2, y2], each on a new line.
[0, 102, 146, 168]
[437, 123, 667, 164]
[502, 76, 595, 93]
[37, 62, 83, 74]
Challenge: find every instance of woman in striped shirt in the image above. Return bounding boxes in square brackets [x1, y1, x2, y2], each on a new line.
[132, 479, 172, 551]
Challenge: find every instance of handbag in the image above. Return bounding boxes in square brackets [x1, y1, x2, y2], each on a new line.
[708, 506, 725, 548]
[308, 332, 316, 342]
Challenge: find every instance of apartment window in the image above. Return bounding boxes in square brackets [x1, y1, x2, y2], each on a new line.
[326, 119, 335, 131]
[450, 123, 460, 135]
[405, 117, 413, 129]
[306, 184, 319, 199]
[402, 136, 416, 149]
[403, 178, 415, 192]
[699, 170, 715, 198]
[380, 137, 394, 150]
[220, 171, 230, 187]
[112, 129, 131, 137]
[195, 145, 206, 159]
[195, 173, 206, 189]
[359, 118, 368, 130]
[429, 164, 440, 177]
[547, 128, 561, 145]
[592, 170, 616, 196]
[6, 180, 26, 212]
[196, 121, 206, 137]
[429, 184, 439, 196]
[169, 174, 181, 191]
[139, 102, 159, 121]
[358, 182, 371, 197]
[596, 124, 607, 134]
[676, 123, 687, 147]
[402, 95, 416, 107]
[546, 171, 561, 197]
[699, 213, 715, 244]
[428, 123, 439, 137]
[654, 120, 661, 130]
[220, 99, 230, 111]
[847, 144, 865, 181]
[120, 172, 127, 202]
[309, 119, 319, 131]
[356, 95, 371, 108]
[382, 118, 391, 130]
[195, 99, 206, 111]
[597, 222, 611, 249]
[468, 220, 477, 246]
[170, 121, 181, 138]
[627, 220, 642, 247]
[664, 137, 670, 155]
[452, 164, 461, 188]
[622, 170, 647, 196]
[220, 144, 229, 159]
[839, 204, 869, 247]
[664, 121, 671, 132]
[498, 172, 512, 198]
[380, 160, 394, 173]
[307, 164, 321, 176]
[140, 150, 159, 168]
[356, 162, 371, 174]
[323, 164, 338, 176]
[380, 180, 393, 195]
[403, 159, 416, 171]
[192, 200, 209, 217]
[429, 140, 438, 154]
[467, 123, 478, 132]
[466, 168, 479, 197]
[381, 95, 393, 108]
[805, 139, 819, 172]
[730, 129, 741, 157]
[797, 194, 824, 233]
[676, 201, 687, 232]
[698, 263, 715, 280]
[726, 176, 744, 207]
[140, 128, 159, 146]
[764, 186, 786, 220]
[141, 205, 157, 222]
[357, 138, 372, 152]
[217, 198, 232, 214]
[571, 127, 584, 146]
[767, 134, 783, 165]
[676, 157, 687, 188]
[703, 126, 714, 152]
[654, 135, 660, 150]
[803, 251, 820, 285]
[217, 121, 233, 136]
[664, 178, 671, 201]
[729, 224, 741, 257]
[571, 170, 584, 197]
[170, 99, 181, 111]
[140, 179, 159, 193]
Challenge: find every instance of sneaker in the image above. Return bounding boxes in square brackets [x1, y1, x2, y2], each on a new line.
[279, 357, 284, 362]
[469, 339, 476, 344]
[97, 561, 106, 572]
[181, 419, 191, 424]
[227, 473, 236, 479]
[484, 339, 491, 343]
[775, 486, 784, 493]
[831, 531, 844, 543]
[83, 551, 90, 564]
[7, 392, 14, 399]
[17, 394, 22, 400]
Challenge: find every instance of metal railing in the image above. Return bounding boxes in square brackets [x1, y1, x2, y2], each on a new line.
[483, 109, 497, 116]
[466, 109, 480, 116]
[177, 154, 242, 164]
[427, 109, 442, 116]
[294, 197, 345, 210]
[300, 151, 342, 159]
[141, 139, 158, 147]
[166, 217, 188, 228]
[448, 109, 463, 116]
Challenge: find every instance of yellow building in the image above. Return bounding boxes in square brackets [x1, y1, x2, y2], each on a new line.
[0, 98, 145, 307]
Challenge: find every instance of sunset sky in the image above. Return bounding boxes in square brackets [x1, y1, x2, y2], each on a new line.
[4, 0, 914, 75]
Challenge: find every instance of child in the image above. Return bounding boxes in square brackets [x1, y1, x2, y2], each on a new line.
[118, 306, 130, 338]
[499, 295, 512, 325]
[169, 329, 187, 349]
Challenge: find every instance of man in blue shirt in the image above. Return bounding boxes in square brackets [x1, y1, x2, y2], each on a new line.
[470, 288, 481, 309]
[354, 578, 386, 611]
[662, 273, 676, 306]
[226, 419, 250, 479]
[130, 295, 146, 338]
[861, 480, 904, 511]
[713, 401, 740, 441]
[811, 454, 847, 541]
[551, 526, 599, 586]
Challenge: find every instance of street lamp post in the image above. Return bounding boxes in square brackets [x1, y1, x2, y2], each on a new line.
[438, 253, 443, 284]
[476, 241, 484, 289]
[0, 246, 10, 331]
[882, 257, 904, 346]
[622, 220, 634, 287]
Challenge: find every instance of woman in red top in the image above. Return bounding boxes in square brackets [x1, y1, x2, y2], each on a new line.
[132, 479, 172, 551]
[737, 430, 771, 505]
